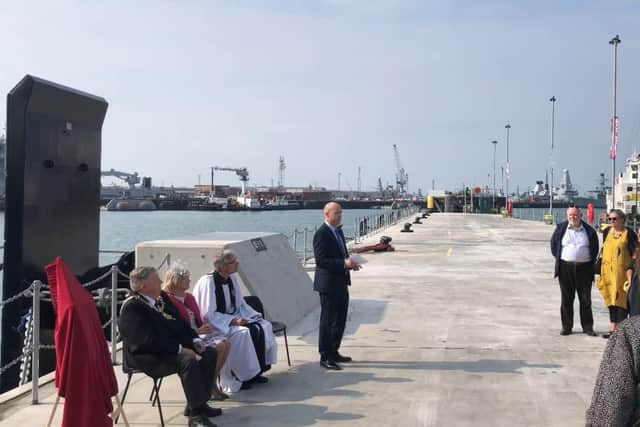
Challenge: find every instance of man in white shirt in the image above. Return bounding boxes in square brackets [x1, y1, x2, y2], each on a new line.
[550, 207, 600, 336]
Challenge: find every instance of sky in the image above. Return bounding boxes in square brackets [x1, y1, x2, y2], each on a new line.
[2, 0, 640, 195]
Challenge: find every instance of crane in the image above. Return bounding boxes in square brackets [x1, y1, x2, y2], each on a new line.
[101, 169, 141, 189]
[210, 166, 250, 195]
[393, 144, 408, 196]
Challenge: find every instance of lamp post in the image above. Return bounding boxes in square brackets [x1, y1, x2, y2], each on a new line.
[505, 124, 511, 210]
[549, 96, 556, 217]
[491, 140, 498, 211]
[609, 34, 621, 209]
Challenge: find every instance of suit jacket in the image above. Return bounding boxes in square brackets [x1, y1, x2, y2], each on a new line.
[118, 291, 198, 375]
[313, 223, 351, 293]
[550, 220, 599, 278]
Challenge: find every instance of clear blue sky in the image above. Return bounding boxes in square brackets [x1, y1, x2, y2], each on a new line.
[2, 1, 640, 194]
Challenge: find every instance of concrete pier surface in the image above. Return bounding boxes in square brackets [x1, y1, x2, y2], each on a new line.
[0, 213, 608, 426]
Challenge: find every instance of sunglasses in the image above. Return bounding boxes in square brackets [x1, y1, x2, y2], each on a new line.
[608, 217, 619, 221]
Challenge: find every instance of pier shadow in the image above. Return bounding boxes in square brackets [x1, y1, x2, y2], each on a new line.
[231, 362, 410, 405]
[351, 359, 562, 374]
[219, 403, 364, 426]
[298, 299, 387, 345]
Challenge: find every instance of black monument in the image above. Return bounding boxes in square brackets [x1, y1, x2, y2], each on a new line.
[1, 75, 107, 392]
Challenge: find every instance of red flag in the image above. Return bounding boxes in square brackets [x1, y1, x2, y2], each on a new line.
[45, 257, 118, 427]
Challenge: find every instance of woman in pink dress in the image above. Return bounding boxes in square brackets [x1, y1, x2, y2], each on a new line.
[163, 263, 231, 400]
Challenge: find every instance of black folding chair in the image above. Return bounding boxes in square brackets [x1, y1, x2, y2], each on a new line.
[244, 295, 291, 366]
[116, 343, 173, 426]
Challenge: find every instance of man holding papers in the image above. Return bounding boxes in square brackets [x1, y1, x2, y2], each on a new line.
[313, 202, 363, 370]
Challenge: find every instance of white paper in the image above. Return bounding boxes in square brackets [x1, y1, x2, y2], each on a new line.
[349, 254, 368, 265]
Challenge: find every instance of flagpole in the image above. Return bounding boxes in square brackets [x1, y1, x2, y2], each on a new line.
[505, 124, 511, 210]
[549, 96, 556, 217]
[610, 34, 621, 209]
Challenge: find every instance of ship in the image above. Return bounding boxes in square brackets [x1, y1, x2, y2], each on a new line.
[512, 170, 606, 209]
[607, 153, 640, 216]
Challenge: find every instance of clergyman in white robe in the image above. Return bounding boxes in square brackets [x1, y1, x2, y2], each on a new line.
[192, 272, 277, 393]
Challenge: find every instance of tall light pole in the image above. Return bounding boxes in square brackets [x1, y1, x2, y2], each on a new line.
[609, 34, 621, 209]
[505, 124, 511, 210]
[549, 96, 556, 216]
[491, 140, 498, 210]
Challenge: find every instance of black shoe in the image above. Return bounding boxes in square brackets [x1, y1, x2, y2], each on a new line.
[188, 414, 218, 427]
[210, 391, 229, 401]
[584, 330, 598, 337]
[187, 404, 222, 418]
[251, 374, 269, 384]
[560, 329, 572, 336]
[240, 381, 253, 390]
[334, 352, 352, 363]
[320, 359, 343, 370]
[602, 333, 611, 339]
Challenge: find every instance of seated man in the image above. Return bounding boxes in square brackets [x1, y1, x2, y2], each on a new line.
[193, 250, 277, 393]
[118, 266, 221, 427]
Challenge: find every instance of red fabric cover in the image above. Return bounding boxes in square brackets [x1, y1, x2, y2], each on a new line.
[45, 257, 118, 427]
[165, 292, 203, 328]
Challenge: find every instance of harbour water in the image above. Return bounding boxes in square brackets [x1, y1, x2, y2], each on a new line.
[0, 208, 387, 265]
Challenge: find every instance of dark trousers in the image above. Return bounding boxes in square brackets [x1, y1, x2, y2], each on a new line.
[248, 322, 270, 372]
[318, 289, 349, 360]
[176, 347, 217, 411]
[558, 261, 594, 331]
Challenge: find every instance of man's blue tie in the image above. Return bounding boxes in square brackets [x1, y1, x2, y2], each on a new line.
[335, 226, 347, 258]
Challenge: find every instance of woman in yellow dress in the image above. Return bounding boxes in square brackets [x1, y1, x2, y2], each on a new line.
[597, 209, 637, 338]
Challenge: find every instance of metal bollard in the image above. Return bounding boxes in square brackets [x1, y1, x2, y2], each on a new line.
[32, 280, 41, 404]
[111, 266, 118, 365]
[303, 227, 308, 265]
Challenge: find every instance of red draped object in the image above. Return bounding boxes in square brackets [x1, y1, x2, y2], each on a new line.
[45, 257, 118, 427]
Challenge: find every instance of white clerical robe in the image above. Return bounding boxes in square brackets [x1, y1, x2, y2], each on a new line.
[192, 273, 277, 393]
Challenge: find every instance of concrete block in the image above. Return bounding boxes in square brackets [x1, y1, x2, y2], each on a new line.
[135, 232, 317, 327]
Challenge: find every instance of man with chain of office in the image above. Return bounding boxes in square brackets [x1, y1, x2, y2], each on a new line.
[118, 266, 222, 427]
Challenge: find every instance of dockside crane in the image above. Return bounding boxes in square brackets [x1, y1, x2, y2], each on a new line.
[101, 168, 141, 189]
[393, 144, 409, 197]
[210, 166, 250, 195]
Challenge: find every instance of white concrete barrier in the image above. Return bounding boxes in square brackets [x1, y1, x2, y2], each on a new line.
[135, 232, 318, 327]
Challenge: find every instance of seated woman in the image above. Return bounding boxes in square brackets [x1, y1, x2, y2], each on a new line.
[193, 250, 278, 393]
[163, 262, 231, 401]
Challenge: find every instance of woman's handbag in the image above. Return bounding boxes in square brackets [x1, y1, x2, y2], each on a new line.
[594, 248, 603, 275]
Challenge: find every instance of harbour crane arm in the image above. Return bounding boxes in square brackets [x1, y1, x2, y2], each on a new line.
[212, 166, 249, 182]
[101, 169, 140, 189]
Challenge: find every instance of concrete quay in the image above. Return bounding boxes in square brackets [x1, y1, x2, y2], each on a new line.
[0, 213, 608, 426]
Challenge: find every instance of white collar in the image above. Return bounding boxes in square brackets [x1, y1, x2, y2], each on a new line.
[139, 293, 157, 307]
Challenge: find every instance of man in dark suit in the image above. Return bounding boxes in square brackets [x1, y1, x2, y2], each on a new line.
[313, 202, 361, 370]
[550, 207, 599, 336]
[118, 266, 221, 427]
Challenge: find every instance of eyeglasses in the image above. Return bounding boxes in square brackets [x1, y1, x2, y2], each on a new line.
[608, 217, 619, 221]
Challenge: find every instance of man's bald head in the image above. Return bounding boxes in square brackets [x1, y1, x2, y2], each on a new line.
[324, 202, 343, 226]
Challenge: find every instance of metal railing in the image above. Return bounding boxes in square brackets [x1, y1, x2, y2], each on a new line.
[286, 205, 420, 265]
[0, 267, 125, 404]
[0, 252, 168, 405]
[351, 205, 419, 244]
